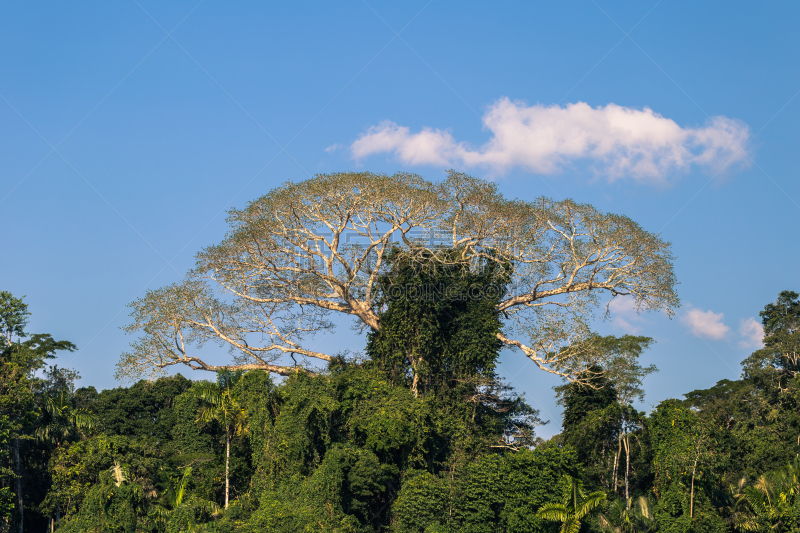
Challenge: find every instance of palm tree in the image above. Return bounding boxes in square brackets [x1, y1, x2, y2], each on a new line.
[165, 467, 193, 509]
[597, 496, 657, 533]
[35, 389, 96, 446]
[537, 475, 607, 533]
[152, 466, 220, 531]
[36, 390, 96, 529]
[192, 372, 248, 509]
[734, 460, 800, 533]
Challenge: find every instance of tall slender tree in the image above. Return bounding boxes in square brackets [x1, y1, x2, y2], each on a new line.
[557, 335, 656, 500]
[0, 292, 31, 533]
[601, 335, 657, 509]
[192, 372, 248, 508]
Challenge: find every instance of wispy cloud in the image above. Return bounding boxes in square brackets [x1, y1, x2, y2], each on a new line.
[738, 317, 764, 349]
[681, 306, 731, 340]
[350, 98, 751, 184]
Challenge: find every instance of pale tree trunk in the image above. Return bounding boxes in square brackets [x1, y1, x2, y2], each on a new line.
[623, 431, 631, 509]
[690, 455, 699, 519]
[611, 449, 619, 494]
[612, 434, 622, 494]
[225, 431, 230, 509]
[13, 439, 21, 533]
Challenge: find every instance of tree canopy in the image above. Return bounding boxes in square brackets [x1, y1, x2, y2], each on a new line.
[119, 171, 678, 382]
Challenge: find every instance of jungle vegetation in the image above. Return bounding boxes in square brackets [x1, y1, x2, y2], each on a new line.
[2, 281, 798, 532]
[0, 173, 796, 532]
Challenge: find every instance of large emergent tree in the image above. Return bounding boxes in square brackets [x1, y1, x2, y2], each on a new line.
[118, 171, 678, 383]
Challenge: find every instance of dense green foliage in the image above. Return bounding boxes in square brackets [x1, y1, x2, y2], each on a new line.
[2, 279, 800, 532]
[366, 247, 510, 395]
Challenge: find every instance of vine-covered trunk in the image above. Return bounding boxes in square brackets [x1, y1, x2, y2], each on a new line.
[13, 439, 21, 533]
[601, 441, 608, 490]
[410, 361, 420, 398]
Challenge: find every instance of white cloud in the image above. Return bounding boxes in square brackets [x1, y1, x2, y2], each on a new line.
[608, 297, 644, 334]
[738, 317, 764, 349]
[681, 306, 731, 340]
[350, 98, 751, 184]
[325, 143, 341, 153]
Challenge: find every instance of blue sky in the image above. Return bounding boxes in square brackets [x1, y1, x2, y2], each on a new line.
[2, 1, 799, 437]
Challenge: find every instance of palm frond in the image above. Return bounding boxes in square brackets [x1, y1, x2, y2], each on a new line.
[178, 466, 193, 505]
[596, 513, 617, 533]
[635, 496, 652, 520]
[536, 502, 570, 522]
[576, 491, 607, 519]
[71, 410, 97, 430]
[563, 517, 581, 533]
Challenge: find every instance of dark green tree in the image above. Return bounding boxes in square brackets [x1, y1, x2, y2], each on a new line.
[683, 291, 800, 483]
[227, 247, 543, 530]
[650, 400, 725, 532]
[151, 466, 221, 533]
[0, 291, 77, 533]
[393, 444, 579, 533]
[759, 291, 800, 372]
[43, 434, 164, 532]
[741, 291, 800, 389]
[557, 335, 656, 503]
[0, 293, 29, 347]
[88, 375, 193, 440]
